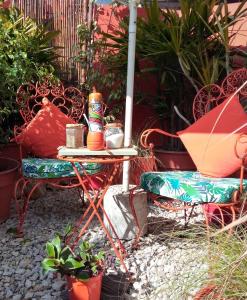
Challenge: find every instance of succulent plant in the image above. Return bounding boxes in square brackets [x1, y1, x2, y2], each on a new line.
[42, 230, 104, 280]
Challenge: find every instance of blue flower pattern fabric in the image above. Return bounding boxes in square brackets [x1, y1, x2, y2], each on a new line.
[141, 171, 247, 205]
[22, 158, 102, 179]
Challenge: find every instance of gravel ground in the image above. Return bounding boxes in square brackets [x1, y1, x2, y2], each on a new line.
[0, 187, 208, 300]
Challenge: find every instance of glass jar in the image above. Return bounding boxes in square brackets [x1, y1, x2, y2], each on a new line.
[66, 124, 84, 148]
[105, 122, 124, 149]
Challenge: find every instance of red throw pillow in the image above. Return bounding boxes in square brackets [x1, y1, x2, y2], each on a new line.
[177, 95, 247, 177]
[16, 98, 76, 158]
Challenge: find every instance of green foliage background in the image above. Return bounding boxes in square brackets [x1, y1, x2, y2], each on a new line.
[75, 0, 247, 149]
[0, 5, 59, 142]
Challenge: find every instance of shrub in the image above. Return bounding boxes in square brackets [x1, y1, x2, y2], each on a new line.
[0, 4, 59, 142]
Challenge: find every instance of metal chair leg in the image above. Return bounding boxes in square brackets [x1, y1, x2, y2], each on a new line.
[184, 204, 195, 227]
[14, 178, 42, 236]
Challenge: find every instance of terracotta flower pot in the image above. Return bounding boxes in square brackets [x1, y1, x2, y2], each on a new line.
[130, 156, 156, 185]
[155, 149, 196, 171]
[0, 157, 19, 222]
[0, 142, 27, 161]
[67, 272, 103, 300]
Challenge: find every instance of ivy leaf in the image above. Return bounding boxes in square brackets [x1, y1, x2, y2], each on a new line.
[64, 224, 73, 237]
[91, 265, 98, 275]
[46, 242, 56, 258]
[41, 258, 60, 273]
[79, 251, 87, 262]
[64, 257, 85, 270]
[51, 235, 61, 256]
[96, 251, 105, 261]
[79, 241, 91, 252]
[60, 246, 73, 261]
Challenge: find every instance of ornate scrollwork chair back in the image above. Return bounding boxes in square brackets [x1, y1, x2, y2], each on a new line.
[16, 80, 85, 125]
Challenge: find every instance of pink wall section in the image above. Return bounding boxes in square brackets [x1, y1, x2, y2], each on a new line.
[96, 5, 146, 35]
[96, 4, 247, 46]
[0, 0, 11, 8]
[225, 3, 247, 46]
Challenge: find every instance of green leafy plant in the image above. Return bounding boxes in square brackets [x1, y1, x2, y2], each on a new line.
[135, 0, 247, 137]
[0, 5, 59, 143]
[74, 7, 129, 115]
[196, 227, 247, 299]
[42, 232, 104, 280]
[75, 0, 247, 150]
[138, 0, 247, 89]
[90, 1, 247, 149]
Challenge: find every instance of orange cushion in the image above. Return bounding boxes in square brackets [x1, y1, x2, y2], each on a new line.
[177, 95, 247, 177]
[16, 99, 76, 158]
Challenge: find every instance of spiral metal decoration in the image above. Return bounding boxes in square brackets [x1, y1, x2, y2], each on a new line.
[193, 68, 247, 121]
[16, 80, 86, 124]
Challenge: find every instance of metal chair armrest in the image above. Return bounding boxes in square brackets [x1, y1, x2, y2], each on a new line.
[140, 128, 179, 150]
[234, 133, 247, 193]
[12, 124, 28, 161]
[13, 124, 27, 143]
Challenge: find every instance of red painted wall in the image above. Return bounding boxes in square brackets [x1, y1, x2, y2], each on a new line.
[0, 0, 11, 8]
[96, 4, 247, 45]
[225, 3, 247, 47]
[95, 4, 247, 142]
[95, 5, 162, 143]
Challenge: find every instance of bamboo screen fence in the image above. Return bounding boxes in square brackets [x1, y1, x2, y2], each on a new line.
[12, 0, 91, 83]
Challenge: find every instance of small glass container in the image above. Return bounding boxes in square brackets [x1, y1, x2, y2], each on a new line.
[105, 122, 124, 149]
[66, 124, 84, 148]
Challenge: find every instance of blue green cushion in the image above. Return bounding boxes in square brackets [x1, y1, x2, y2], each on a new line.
[22, 158, 102, 179]
[141, 171, 247, 205]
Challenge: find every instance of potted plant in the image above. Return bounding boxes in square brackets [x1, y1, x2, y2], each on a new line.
[135, 0, 247, 170]
[42, 233, 104, 300]
[0, 157, 19, 222]
[0, 3, 59, 150]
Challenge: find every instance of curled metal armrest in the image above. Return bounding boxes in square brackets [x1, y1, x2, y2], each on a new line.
[140, 128, 178, 149]
[235, 133, 247, 161]
[13, 124, 27, 144]
[12, 124, 28, 161]
[234, 133, 247, 193]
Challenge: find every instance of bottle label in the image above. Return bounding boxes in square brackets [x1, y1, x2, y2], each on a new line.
[89, 100, 103, 132]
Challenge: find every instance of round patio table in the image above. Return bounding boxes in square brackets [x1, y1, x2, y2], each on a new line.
[58, 150, 136, 273]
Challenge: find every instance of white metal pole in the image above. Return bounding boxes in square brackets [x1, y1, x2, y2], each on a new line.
[122, 0, 137, 192]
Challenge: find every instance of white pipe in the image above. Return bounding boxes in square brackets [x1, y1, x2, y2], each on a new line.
[122, 0, 137, 192]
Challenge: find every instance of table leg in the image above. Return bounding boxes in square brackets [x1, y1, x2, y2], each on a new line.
[68, 162, 129, 273]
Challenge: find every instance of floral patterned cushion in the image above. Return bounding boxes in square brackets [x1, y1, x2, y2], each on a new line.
[141, 171, 247, 205]
[22, 158, 102, 179]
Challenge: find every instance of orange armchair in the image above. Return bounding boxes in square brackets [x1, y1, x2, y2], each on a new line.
[139, 68, 247, 229]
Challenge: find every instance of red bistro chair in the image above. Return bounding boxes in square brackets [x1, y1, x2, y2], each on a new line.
[140, 68, 247, 230]
[14, 80, 102, 235]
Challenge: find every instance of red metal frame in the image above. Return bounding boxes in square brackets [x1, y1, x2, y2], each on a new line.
[140, 68, 247, 231]
[14, 80, 87, 236]
[58, 155, 133, 274]
[16, 80, 85, 123]
[14, 176, 86, 236]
